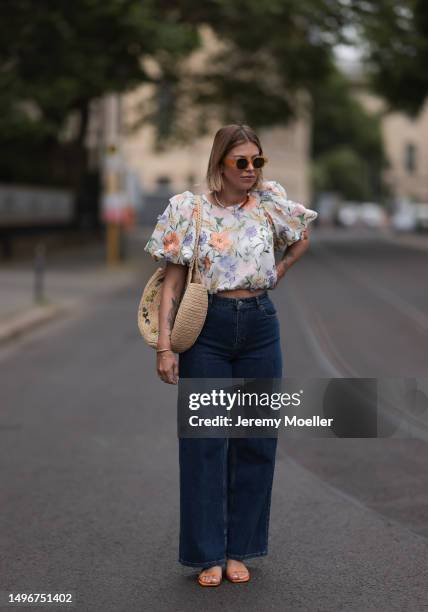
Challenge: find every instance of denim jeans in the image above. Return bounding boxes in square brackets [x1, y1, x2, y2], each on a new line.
[178, 290, 283, 569]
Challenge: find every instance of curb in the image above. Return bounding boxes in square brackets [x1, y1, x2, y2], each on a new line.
[0, 262, 142, 347]
[0, 303, 66, 346]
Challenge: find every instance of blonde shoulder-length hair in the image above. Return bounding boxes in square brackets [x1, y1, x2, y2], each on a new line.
[206, 124, 265, 193]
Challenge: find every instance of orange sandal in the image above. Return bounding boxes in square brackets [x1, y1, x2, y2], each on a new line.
[225, 569, 250, 583]
[197, 567, 223, 587]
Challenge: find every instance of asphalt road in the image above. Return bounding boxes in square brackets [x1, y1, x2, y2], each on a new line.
[1, 231, 427, 611]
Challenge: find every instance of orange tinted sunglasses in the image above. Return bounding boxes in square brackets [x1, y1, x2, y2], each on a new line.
[223, 155, 268, 170]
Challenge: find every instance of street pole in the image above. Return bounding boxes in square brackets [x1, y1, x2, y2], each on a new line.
[101, 94, 125, 267]
[106, 220, 121, 266]
[33, 241, 46, 304]
[100, 94, 138, 265]
[103, 144, 126, 266]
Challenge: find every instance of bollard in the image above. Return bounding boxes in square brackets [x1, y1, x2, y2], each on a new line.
[34, 241, 46, 304]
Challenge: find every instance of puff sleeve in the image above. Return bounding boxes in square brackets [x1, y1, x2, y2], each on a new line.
[143, 191, 197, 265]
[259, 180, 318, 251]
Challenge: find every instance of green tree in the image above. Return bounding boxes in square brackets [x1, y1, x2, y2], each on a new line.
[0, 0, 199, 185]
[311, 68, 388, 201]
[351, 0, 428, 115]
[312, 147, 371, 201]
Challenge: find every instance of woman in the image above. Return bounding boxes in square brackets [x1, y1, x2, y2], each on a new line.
[144, 124, 317, 587]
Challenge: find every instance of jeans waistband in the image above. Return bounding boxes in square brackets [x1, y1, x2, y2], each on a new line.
[208, 291, 269, 309]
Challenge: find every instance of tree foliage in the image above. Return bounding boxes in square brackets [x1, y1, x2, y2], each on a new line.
[351, 0, 428, 116]
[0, 1, 350, 152]
[0, 0, 199, 183]
[310, 67, 388, 201]
[0, 0, 198, 137]
[0, 0, 388, 203]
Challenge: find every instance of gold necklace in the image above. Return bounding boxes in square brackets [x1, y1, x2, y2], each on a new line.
[213, 191, 249, 209]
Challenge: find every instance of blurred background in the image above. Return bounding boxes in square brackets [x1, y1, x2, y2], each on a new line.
[2, 1, 428, 262]
[1, 2, 428, 610]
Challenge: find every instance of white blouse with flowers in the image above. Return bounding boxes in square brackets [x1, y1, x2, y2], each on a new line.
[144, 180, 318, 294]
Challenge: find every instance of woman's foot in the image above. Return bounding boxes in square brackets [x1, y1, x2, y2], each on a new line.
[225, 559, 250, 583]
[197, 565, 223, 587]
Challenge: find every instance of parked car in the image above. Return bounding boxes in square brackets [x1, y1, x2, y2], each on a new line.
[336, 203, 360, 227]
[360, 203, 388, 228]
[336, 202, 387, 229]
[391, 201, 417, 232]
[414, 203, 428, 231]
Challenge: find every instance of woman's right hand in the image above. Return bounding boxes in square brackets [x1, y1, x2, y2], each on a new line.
[157, 350, 179, 385]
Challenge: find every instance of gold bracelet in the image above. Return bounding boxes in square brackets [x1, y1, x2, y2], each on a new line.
[156, 348, 172, 353]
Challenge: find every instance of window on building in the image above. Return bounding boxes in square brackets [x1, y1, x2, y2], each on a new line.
[156, 175, 171, 187]
[404, 143, 417, 174]
[155, 176, 171, 194]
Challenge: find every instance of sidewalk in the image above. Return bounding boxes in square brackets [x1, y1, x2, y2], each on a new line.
[0, 228, 152, 345]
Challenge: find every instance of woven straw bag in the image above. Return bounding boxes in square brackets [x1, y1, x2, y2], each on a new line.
[137, 195, 208, 353]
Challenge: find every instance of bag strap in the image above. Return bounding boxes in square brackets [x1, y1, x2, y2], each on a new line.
[186, 195, 202, 284]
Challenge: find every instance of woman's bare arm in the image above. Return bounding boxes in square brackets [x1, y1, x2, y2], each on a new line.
[275, 229, 310, 285]
[157, 262, 187, 348]
[156, 262, 187, 384]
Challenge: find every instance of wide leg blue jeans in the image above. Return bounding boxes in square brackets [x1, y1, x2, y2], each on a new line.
[178, 291, 283, 569]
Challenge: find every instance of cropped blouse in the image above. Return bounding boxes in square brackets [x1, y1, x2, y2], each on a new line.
[144, 180, 318, 294]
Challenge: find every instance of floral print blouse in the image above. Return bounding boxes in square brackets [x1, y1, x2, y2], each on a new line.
[144, 180, 318, 294]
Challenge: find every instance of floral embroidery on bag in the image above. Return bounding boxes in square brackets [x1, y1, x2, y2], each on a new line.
[141, 306, 150, 325]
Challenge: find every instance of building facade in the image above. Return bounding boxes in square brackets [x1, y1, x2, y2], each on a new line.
[355, 90, 428, 203]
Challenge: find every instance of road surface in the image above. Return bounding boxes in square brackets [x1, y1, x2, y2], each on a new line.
[1, 230, 427, 611]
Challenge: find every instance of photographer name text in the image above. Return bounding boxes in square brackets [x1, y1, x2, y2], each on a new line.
[188, 415, 333, 428]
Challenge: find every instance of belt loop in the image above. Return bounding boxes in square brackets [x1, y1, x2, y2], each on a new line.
[256, 295, 261, 306]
